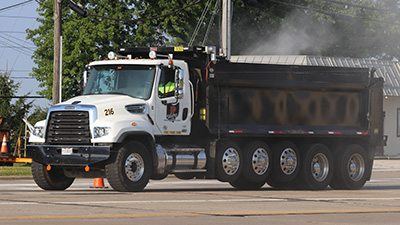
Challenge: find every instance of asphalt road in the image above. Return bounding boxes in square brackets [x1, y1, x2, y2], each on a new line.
[0, 160, 399, 225]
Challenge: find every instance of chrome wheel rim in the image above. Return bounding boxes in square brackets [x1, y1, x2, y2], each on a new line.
[222, 148, 240, 175]
[252, 148, 269, 175]
[347, 153, 365, 182]
[280, 148, 297, 175]
[311, 153, 329, 182]
[125, 153, 145, 182]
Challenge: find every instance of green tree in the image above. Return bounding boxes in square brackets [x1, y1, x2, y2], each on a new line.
[28, 106, 49, 126]
[28, 0, 211, 100]
[0, 71, 33, 147]
[27, 0, 137, 100]
[28, 0, 400, 101]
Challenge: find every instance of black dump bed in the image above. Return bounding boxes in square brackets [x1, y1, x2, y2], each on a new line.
[206, 61, 380, 137]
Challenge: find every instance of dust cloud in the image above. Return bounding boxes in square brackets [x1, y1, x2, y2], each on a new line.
[241, 11, 338, 56]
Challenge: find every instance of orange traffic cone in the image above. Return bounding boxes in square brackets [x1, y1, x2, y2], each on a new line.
[0, 135, 7, 153]
[90, 178, 107, 188]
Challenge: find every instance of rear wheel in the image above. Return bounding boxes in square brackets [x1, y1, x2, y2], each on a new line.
[230, 141, 271, 190]
[242, 141, 271, 182]
[330, 144, 368, 190]
[215, 141, 242, 182]
[31, 161, 74, 190]
[270, 141, 300, 182]
[106, 141, 152, 192]
[296, 144, 333, 190]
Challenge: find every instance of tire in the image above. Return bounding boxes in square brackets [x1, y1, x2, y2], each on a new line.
[31, 161, 74, 190]
[296, 144, 333, 190]
[330, 144, 369, 190]
[229, 177, 265, 190]
[229, 141, 270, 190]
[105, 141, 152, 192]
[270, 141, 300, 182]
[231, 141, 272, 190]
[215, 141, 242, 182]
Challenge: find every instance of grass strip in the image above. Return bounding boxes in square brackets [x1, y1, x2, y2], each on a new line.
[0, 163, 31, 176]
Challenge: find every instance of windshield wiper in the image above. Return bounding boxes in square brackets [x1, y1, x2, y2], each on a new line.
[104, 91, 130, 96]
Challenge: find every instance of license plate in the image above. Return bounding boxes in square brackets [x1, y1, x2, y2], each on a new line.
[61, 148, 73, 155]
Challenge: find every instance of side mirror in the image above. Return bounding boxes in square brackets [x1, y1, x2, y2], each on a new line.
[175, 69, 184, 99]
[82, 65, 90, 92]
[83, 70, 88, 87]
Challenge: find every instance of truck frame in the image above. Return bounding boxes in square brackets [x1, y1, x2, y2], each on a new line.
[28, 46, 384, 191]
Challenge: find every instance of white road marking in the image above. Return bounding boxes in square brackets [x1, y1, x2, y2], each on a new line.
[1, 197, 400, 205]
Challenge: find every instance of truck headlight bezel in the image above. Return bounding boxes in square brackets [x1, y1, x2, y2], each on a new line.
[32, 126, 45, 138]
[94, 127, 111, 138]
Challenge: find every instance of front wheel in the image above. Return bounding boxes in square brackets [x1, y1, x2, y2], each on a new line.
[105, 141, 152, 192]
[330, 144, 368, 190]
[31, 161, 74, 190]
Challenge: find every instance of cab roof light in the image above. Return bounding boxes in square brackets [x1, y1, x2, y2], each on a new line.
[149, 51, 157, 59]
[108, 51, 117, 60]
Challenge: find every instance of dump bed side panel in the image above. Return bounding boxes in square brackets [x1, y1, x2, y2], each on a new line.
[206, 62, 371, 136]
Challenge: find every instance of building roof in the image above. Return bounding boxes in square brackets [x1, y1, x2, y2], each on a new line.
[231, 55, 400, 97]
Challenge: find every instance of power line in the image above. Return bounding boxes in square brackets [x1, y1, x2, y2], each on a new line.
[0, 31, 27, 34]
[9, 77, 36, 79]
[0, 46, 35, 49]
[322, 0, 400, 15]
[0, 32, 36, 57]
[0, 0, 34, 13]
[0, 15, 36, 19]
[0, 33, 36, 48]
[0, 96, 45, 99]
[1, 70, 31, 72]
[0, 2, 26, 61]
[269, 0, 400, 26]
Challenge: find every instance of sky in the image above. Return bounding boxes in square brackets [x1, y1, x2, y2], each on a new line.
[0, 0, 51, 109]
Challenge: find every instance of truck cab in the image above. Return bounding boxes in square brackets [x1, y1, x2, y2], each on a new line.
[28, 47, 215, 191]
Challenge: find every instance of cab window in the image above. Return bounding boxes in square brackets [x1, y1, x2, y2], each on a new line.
[158, 68, 175, 98]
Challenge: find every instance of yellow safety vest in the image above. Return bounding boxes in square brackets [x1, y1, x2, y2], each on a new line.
[159, 82, 175, 94]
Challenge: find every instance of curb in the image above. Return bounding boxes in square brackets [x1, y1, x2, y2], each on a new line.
[374, 156, 400, 160]
[0, 176, 32, 180]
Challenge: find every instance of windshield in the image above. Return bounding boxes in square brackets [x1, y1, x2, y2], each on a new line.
[83, 65, 155, 99]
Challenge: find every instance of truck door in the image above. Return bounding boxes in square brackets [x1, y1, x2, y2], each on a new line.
[155, 67, 191, 135]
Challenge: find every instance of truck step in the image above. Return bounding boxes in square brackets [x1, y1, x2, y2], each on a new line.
[168, 148, 205, 154]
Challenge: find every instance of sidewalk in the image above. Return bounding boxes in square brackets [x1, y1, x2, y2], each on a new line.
[373, 158, 400, 171]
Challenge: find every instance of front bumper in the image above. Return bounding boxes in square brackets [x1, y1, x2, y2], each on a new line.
[27, 145, 110, 166]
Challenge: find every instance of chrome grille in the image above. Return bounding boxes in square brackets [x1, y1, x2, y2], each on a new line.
[46, 111, 91, 144]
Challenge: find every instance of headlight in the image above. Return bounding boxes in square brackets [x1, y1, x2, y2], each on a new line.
[125, 104, 147, 114]
[94, 127, 111, 138]
[32, 126, 45, 138]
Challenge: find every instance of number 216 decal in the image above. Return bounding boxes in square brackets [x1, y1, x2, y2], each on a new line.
[104, 108, 114, 116]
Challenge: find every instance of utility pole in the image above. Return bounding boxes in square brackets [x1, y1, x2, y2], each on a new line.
[53, 0, 62, 105]
[221, 0, 232, 61]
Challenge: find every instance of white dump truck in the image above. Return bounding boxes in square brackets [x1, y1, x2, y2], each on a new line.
[28, 46, 384, 192]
